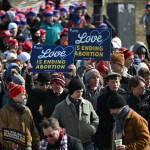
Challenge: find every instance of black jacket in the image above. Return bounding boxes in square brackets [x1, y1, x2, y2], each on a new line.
[46, 135, 83, 150]
[95, 86, 128, 148]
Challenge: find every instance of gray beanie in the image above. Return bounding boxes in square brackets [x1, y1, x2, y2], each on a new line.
[11, 73, 25, 85]
[84, 68, 100, 82]
[6, 10, 16, 21]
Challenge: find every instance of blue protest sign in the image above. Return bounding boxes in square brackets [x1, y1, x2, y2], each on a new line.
[2, 128, 26, 146]
[30, 45, 75, 72]
[68, 28, 112, 60]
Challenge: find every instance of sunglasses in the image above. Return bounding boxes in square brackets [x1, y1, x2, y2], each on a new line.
[40, 82, 50, 86]
[44, 134, 53, 139]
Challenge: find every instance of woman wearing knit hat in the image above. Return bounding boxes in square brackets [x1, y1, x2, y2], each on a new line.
[52, 78, 99, 150]
[84, 67, 103, 110]
[0, 82, 40, 149]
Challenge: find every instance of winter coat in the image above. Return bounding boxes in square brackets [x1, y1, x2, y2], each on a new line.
[40, 21, 63, 45]
[0, 103, 40, 149]
[51, 95, 99, 144]
[118, 109, 150, 150]
[96, 87, 129, 149]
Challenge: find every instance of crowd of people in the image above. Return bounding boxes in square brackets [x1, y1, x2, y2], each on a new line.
[0, 0, 150, 150]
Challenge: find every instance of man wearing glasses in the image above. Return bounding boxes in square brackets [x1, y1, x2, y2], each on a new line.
[39, 117, 83, 150]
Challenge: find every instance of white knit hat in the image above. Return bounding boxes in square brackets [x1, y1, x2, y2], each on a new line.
[111, 36, 122, 49]
[8, 22, 18, 30]
[134, 62, 149, 75]
[17, 52, 30, 62]
[6, 52, 17, 61]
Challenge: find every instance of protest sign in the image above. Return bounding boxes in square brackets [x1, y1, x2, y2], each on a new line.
[2, 128, 26, 146]
[30, 45, 75, 72]
[68, 28, 112, 60]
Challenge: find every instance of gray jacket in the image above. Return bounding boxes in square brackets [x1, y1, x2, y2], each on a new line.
[140, 12, 150, 35]
[52, 95, 99, 143]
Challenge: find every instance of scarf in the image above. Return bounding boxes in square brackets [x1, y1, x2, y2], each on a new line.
[39, 130, 68, 150]
[9, 98, 25, 114]
[114, 105, 130, 139]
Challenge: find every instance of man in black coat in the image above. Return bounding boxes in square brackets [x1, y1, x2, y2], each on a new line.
[26, 72, 68, 138]
[95, 72, 128, 150]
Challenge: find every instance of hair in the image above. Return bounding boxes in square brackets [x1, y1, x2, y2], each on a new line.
[128, 75, 145, 89]
[75, 6, 82, 12]
[40, 117, 60, 130]
[105, 74, 122, 82]
[138, 68, 150, 78]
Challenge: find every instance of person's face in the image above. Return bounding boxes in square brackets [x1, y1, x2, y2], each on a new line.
[51, 82, 63, 93]
[5, 13, 11, 22]
[10, 28, 18, 37]
[3, 36, 11, 45]
[43, 127, 60, 145]
[46, 16, 54, 24]
[107, 78, 120, 91]
[13, 91, 27, 104]
[138, 53, 145, 61]
[109, 108, 122, 117]
[111, 63, 123, 74]
[60, 35, 68, 45]
[70, 89, 83, 100]
[40, 35, 46, 43]
[146, 6, 150, 12]
[88, 75, 99, 87]
[76, 9, 82, 18]
[61, 11, 67, 17]
[54, 13, 60, 20]
[39, 82, 50, 90]
[69, 8, 74, 14]
[144, 76, 150, 88]
[10, 43, 18, 50]
[125, 56, 134, 68]
[82, 8, 87, 15]
[28, 15, 35, 22]
[132, 81, 145, 96]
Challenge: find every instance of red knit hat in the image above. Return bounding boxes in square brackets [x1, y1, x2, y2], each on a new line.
[8, 82, 25, 98]
[8, 38, 18, 47]
[51, 74, 65, 88]
[59, 28, 68, 36]
[0, 30, 12, 38]
[39, 29, 46, 36]
[97, 61, 106, 73]
[124, 50, 134, 60]
[22, 41, 33, 52]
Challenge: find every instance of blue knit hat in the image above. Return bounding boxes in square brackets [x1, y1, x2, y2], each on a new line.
[44, 10, 54, 17]
[133, 57, 141, 65]
[54, 10, 60, 15]
[60, 7, 68, 13]
[99, 23, 108, 29]
[26, 9, 37, 17]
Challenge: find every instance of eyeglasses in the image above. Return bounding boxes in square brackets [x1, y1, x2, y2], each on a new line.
[44, 134, 54, 139]
[40, 82, 50, 86]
